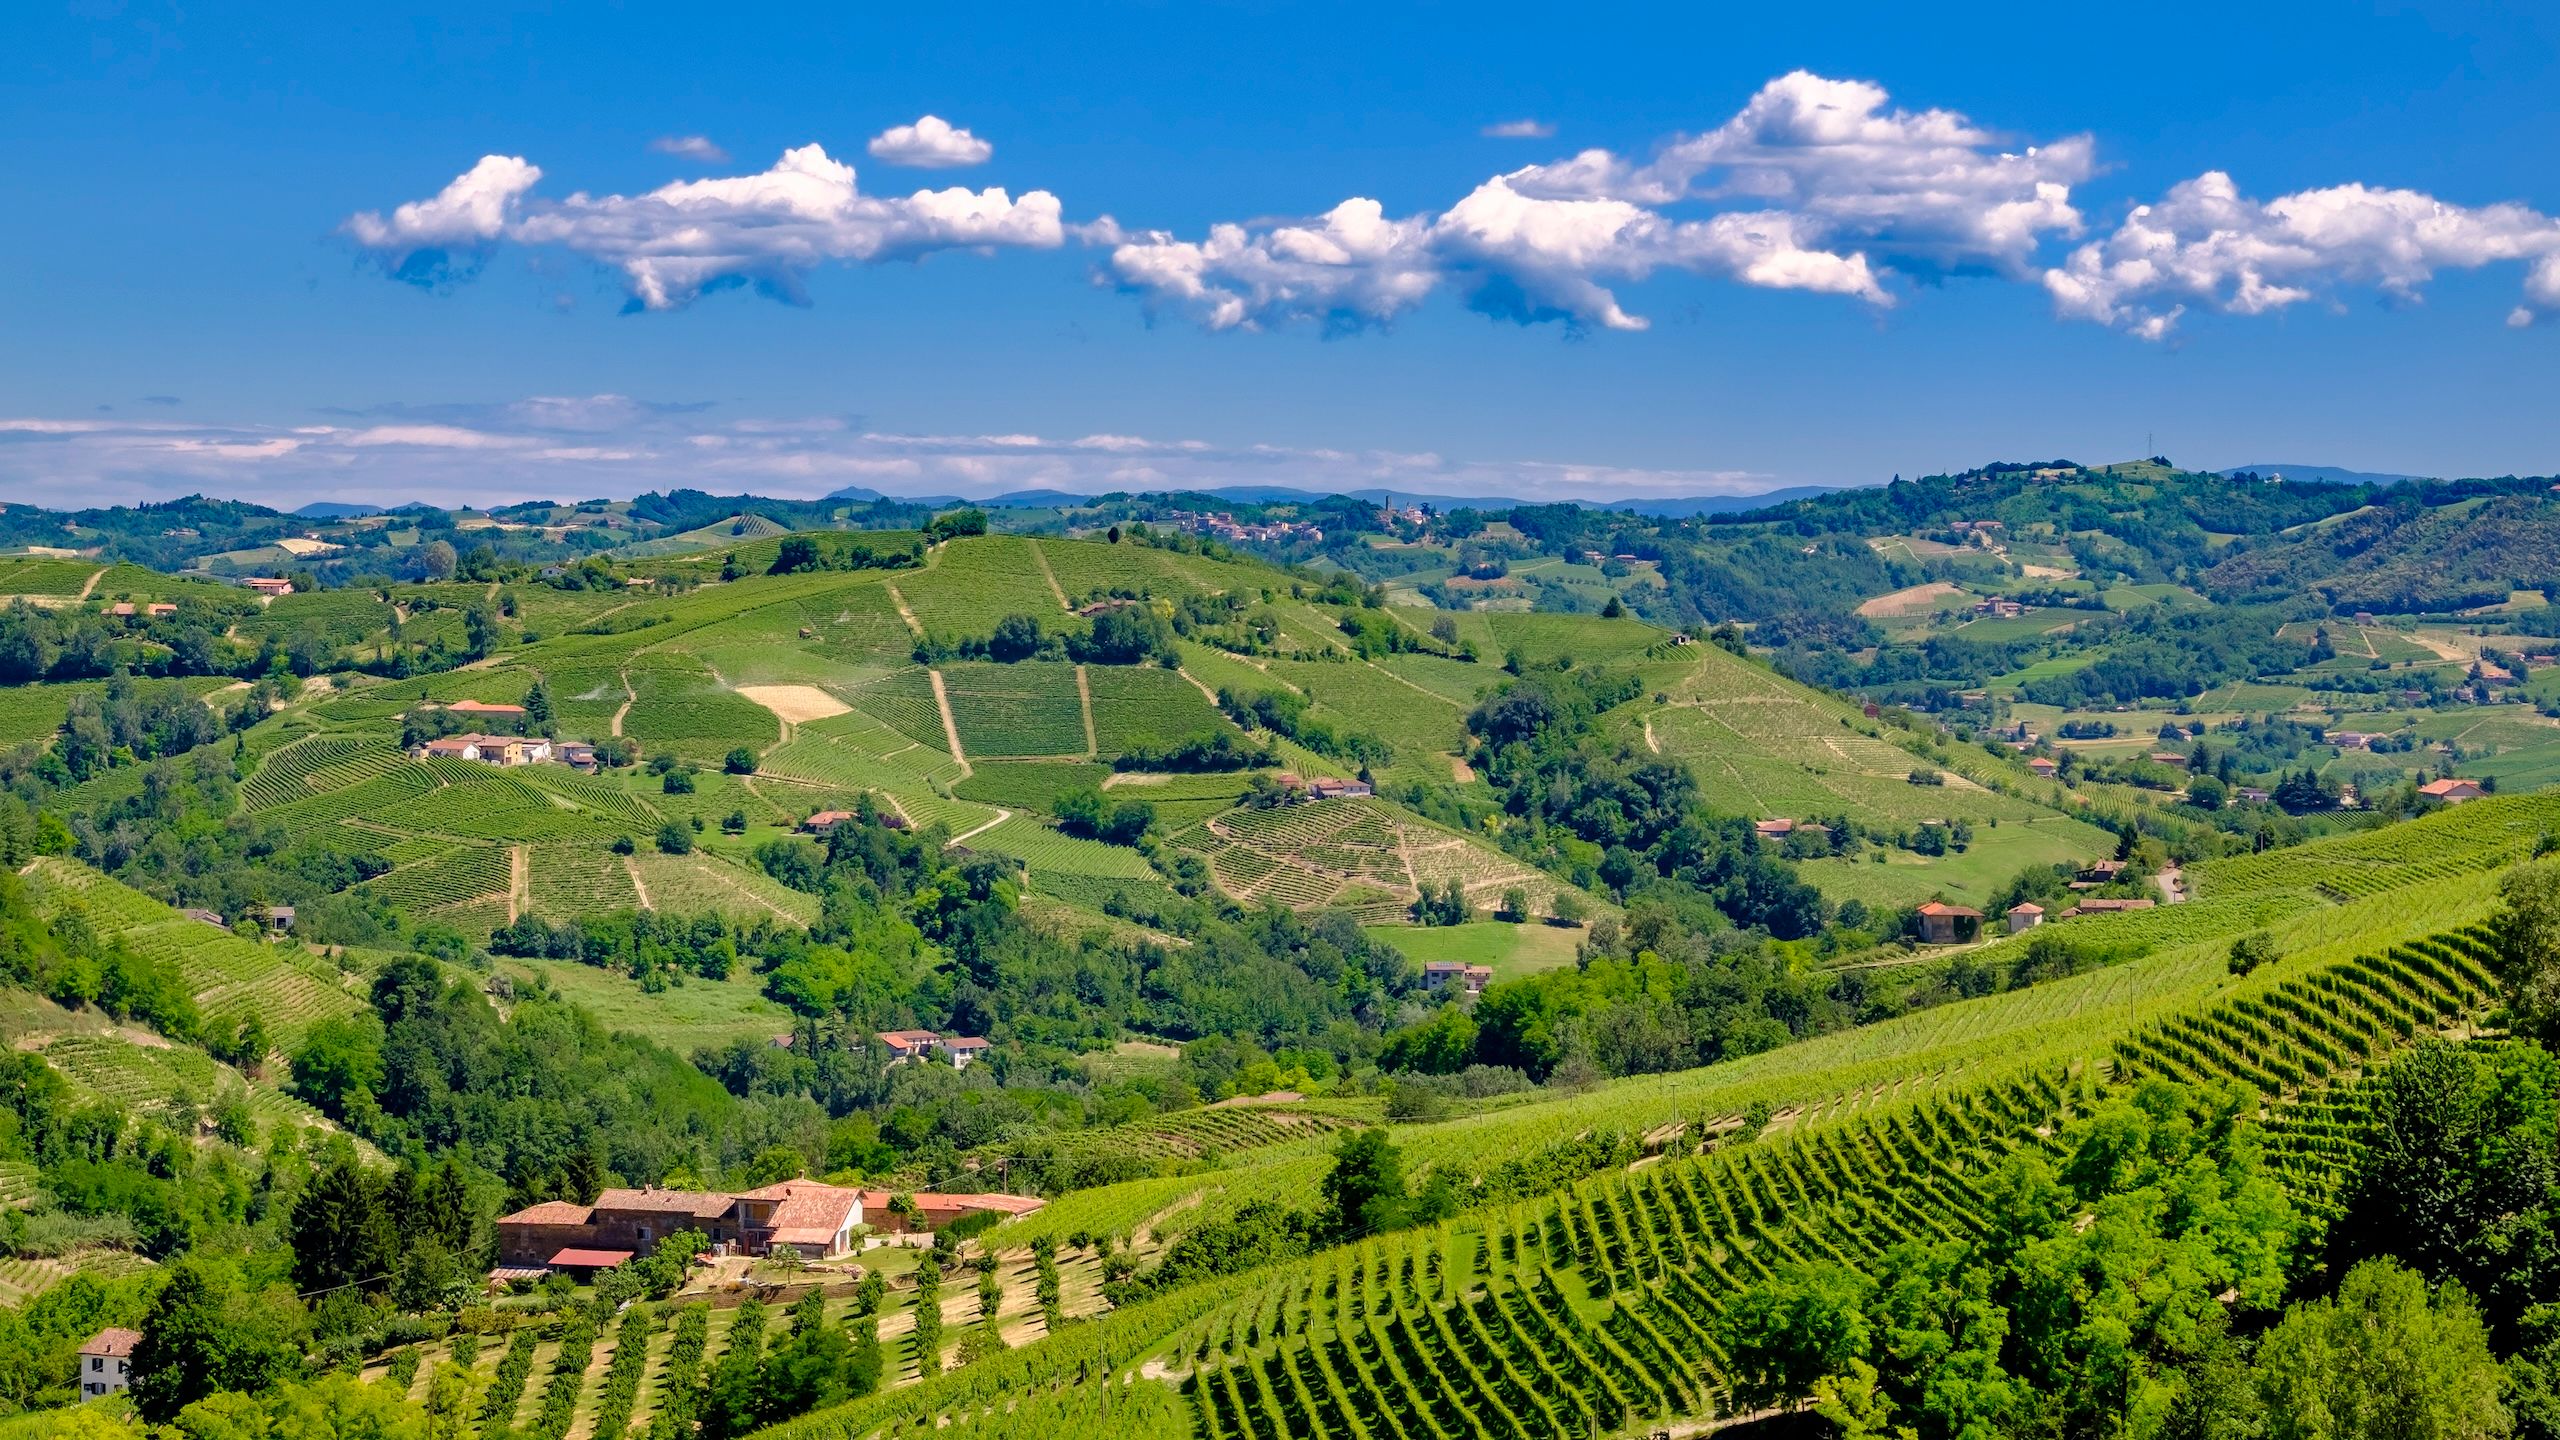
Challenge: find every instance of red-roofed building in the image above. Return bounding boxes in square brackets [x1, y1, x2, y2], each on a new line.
[1422, 961, 1494, 995]
[445, 699, 528, 717]
[1916, 901, 1982, 945]
[935, 1035, 991, 1069]
[2007, 902, 2044, 934]
[243, 577, 294, 597]
[877, 1029, 941, 1062]
[861, 1190, 1047, 1233]
[2419, 777, 2486, 804]
[496, 1180, 873, 1269]
[803, 810, 856, 834]
[78, 1328, 141, 1399]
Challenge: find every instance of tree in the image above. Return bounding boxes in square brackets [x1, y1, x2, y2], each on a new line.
[419, 540, 458, 581]
[987, 614, 1046, 662]
[656, 822, 694, 855]
[1318, 1128, 1410, 1241]
[1715, 1265, 1875, 1413]
[2228, 931, 2278, 976]
[2494, 861, 2560, 1041]
[1499, 885, 1529, 922]
[288, 1152, 394, 1296]
[127, 1260, 308, 1423]
[523, 679, 554, 732]
[2251, 1259, 2508, 1440]
[724, 746, 758, 775]
[772, 536, 822, 574]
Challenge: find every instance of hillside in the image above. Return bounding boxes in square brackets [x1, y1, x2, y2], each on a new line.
[10, 499, 2560, 1437]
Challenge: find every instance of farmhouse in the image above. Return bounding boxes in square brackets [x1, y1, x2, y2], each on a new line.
[803, 810, 857, 834]
[1307, 777, 1373, 800]
[556, 741, 597, 771]
[2330, 732, 2377, 752]
[2026, 757, 2059, 777]
[412, 733, 555, 766]
[495, 1180, 869, 1268]
[77, 1328, 140, 1400]
[1422, 961, 1495, 995]
[2007, 903, 2044, 934]
[242, 577, 294, 597]
[1916, 901, 1981, 944]
[877, 1029, 941, 1062]
[937, 1035, 991, 1069]
[2418, 777, 2486, 804]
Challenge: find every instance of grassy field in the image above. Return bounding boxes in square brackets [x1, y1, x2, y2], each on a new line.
[503, 956, 797, 1050]
[1797, 814, 2119, 909]
[1361, 921, 1585, 980]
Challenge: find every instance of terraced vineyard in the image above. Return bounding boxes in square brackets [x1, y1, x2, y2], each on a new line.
[21, 859, 363, 1046]
[1182, 799, 1581, 921]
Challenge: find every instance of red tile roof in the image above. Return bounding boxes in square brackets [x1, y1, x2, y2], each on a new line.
[591, 1187, 735, 1219]
[548, 1247, 635, 1268]
[81, 1327, 142, 1358]
[499, 1200, 594, 1226]
[1916, 901, 1981, 917]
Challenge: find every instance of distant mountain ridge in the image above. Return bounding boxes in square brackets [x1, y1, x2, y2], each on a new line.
[2215, 463, 2431, 487]
[827, 482, 1841, 515]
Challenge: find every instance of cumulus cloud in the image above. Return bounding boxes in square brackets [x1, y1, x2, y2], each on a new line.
[344, 155, 544, 283]
[2045, 170, 2560, 337]
[349, 145, 1062, 308]
[1482, 119, 1556, 140]
[866, 115, 994, 168]
[649, 134, 730, 164]
[1102, 71, 2060, 332]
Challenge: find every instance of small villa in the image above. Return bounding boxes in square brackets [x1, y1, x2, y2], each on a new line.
[1422, 961, 1495, 995]
[2007, 902, 2044, 934]
[1916, 901, 1982, 944]
[2418, 777, 2485, 805]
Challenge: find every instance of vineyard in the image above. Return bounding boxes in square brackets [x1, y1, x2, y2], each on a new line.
[21, 858, 363, 1047]
[2187, 790, 2560, 902]
[1086, 665, 1230, 753]
[939, 663, 1091, 759]
[773, 910, 2506, 1440]
[1181, 800, 1580, 921]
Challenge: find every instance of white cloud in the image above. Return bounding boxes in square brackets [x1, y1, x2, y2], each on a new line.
[350, 145, 1063, 309]
[1482, 119, 1556, 140]
[343, 156, 543, 279]
[2044, 170, 2560, 337]
[867, 115, 994, 169]
[1103, 71, 2051, 332]
[650, 134, 730, 164]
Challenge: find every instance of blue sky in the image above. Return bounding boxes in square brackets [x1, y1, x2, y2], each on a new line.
[4, 1, 2556, 507]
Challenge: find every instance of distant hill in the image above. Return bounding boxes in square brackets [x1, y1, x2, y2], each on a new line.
[292, 501, 388, 519]
[2216, 464, 2430, 487]
[877, 483, 1844, 515]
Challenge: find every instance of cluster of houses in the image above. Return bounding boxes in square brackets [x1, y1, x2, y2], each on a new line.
[491, 1179, 1047, 1278]
[1972, 597, 2028, 619]
[1168, 511, 1327, 545]
[1271, 772, 1374, 801]
[824, 1028, 995, 1070]
[407, 701, 600, 771]
[1916, 890, 2163, 944]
